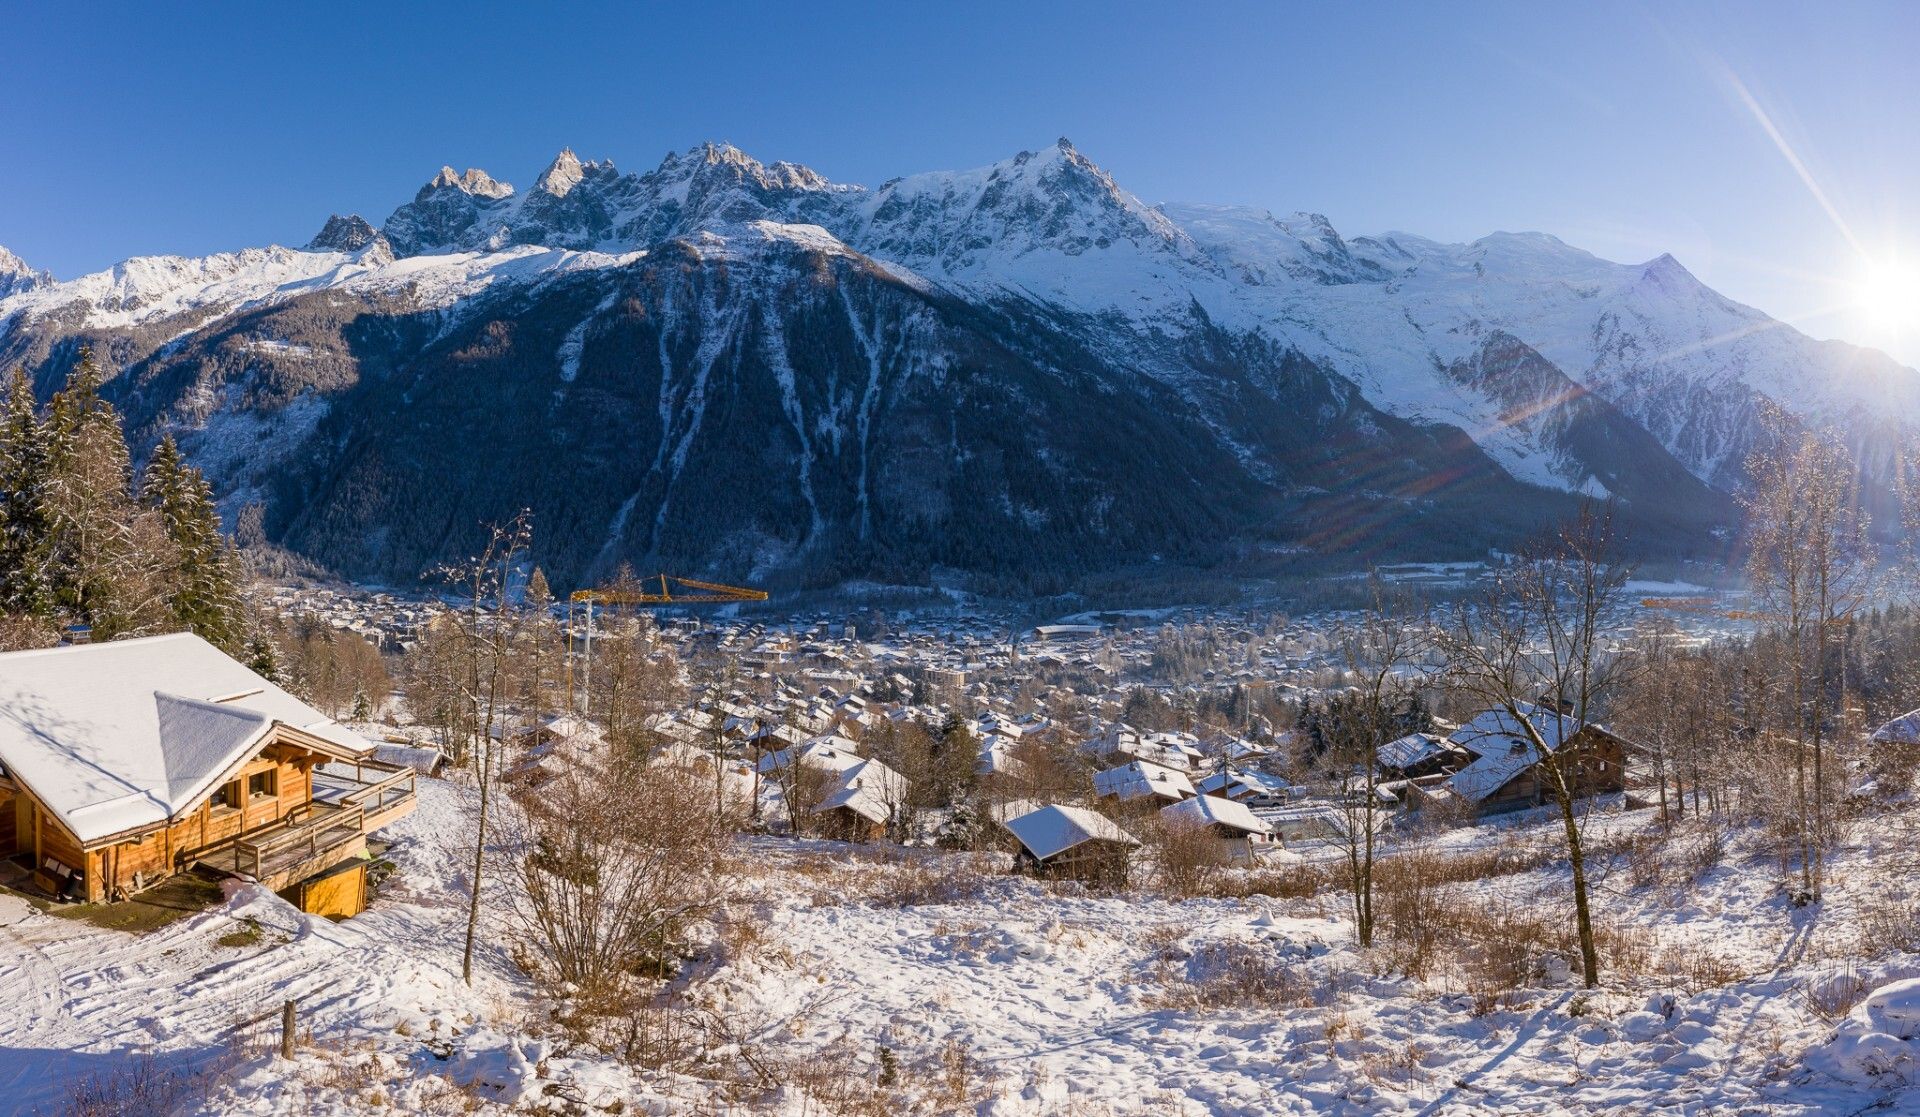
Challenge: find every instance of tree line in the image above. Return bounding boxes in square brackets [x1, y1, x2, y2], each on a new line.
[0, 353, 244, 651]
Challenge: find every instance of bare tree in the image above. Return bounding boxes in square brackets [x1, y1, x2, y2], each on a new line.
[1433, 503, 1628, 988]
[1323, 579, 1429, 949]
[432, 513, 534, 986]
[1744, 421, 1872, 896]
[504, 752, 731, 1001]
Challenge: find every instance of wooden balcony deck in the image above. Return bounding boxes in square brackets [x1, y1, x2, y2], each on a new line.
[194, 762, 417, 892]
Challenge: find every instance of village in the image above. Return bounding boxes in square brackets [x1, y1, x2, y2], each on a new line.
[9, 548, 1920, 1114]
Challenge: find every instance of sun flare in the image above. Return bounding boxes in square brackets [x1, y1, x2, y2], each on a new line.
[1856, 259, 1920, 331]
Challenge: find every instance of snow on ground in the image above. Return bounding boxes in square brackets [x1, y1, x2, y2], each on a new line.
[7, 776, 1920, 1114]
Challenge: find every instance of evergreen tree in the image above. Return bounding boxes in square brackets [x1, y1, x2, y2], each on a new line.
[0, 368, 53, 617]
[41, 352, 151, 635]
[139, 434, 244, 650]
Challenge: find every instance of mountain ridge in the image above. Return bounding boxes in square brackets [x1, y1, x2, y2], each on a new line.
[0, 139, 1906, 592]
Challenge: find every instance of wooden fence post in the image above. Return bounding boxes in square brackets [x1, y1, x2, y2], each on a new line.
[280, 999, 297, 1059]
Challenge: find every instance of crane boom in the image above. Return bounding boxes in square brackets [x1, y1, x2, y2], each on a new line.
[570, 573, 768, 606]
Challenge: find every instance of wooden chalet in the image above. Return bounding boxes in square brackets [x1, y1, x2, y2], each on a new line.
[1408, 704, 1627, 817]
[1002, 804, 1140, 888]
[1160, 793, 1277, 862]
[0, 633, 416, 915]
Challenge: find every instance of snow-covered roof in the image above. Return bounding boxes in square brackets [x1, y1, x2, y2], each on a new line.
[1872, 710, 1920, 746]
[1376, 732, 1449, 771]
[1162, 794, 1274, 837]
[1003, 804, 1139, 861]
[1094, 760, 1195, 802]
[1441, 705, 1578, 804]
[755, 738, 862, 775]
[812, 759, 908, 825]
[1195, 767, 1291, 800]
[0, 633, 372, 844]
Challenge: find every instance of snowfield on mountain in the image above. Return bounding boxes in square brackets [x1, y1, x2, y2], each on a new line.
[1, 139, 1913, 589]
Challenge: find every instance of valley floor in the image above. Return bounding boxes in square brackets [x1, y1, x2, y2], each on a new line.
[5, 777, 1920, 1115]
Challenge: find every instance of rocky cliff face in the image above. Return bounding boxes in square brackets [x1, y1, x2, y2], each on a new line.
[1, 139, 1908, 592]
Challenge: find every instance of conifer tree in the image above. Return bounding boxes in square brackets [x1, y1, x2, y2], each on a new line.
[140, 434, 244, 650]
[0, 368, 53, 616]
[40, 352, 151, 635]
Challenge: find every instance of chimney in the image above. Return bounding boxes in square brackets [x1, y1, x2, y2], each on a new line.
[61, 624, 91, 646]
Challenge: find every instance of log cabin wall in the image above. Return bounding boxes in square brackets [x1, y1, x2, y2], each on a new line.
[0, 786, 16, 855]
[53, 733, 331, 902]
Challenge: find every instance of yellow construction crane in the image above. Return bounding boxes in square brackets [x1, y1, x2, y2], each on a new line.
[571, 574, 768, 606]
[569, 574, 768, 712]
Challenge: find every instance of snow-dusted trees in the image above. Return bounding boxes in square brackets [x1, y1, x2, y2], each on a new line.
[1742, 420, 1872, 899]
[0, 354, 247, 649]
[1434, 503, 1629, 988]
[139, 434, 243, 649]
[0, 368, 53, 620]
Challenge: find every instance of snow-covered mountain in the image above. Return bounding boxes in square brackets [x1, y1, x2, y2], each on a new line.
[1, 139, 1909, 591]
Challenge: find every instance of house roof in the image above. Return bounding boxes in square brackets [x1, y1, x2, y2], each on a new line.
[1093, 759, 1195, 802]
[1162, 793, 1274, 836]
[1377, 732, 1449, 771]
[1441, 704, 1579, 804]
[1003, 804, 1139, 861]
[0, 633, 372, 845]
[1195, 767, 1291, 799]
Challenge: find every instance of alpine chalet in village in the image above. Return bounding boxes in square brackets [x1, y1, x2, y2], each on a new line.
[0, 632, 416, 915]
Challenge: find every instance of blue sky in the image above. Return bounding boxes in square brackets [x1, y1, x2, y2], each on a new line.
[4, 1, 1917, 363]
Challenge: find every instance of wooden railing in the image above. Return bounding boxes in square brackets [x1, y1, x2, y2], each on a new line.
[209, 760, 418, 883]
[234, 804, 366, 882]
[339, 764, 415, 817]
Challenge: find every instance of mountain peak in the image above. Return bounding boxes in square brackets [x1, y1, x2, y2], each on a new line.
[420, 166, 514, 201]
[0, 244, 35, 277]
[534, 148, 587, 197]
[305, 214, 389, 254]
[0, 244, 50, 294]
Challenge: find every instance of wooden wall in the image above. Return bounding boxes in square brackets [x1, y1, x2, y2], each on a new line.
[30, 737, 329, 902]
[0, 787, 15, 855]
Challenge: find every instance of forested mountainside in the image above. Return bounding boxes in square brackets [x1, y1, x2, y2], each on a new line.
[3, 139, 1910, 592]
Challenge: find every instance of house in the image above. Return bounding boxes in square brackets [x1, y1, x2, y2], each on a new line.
[1160, 794, 1276, 861]
[0, 633, 417, 915]
[1093, 759, 1196, 805]
[1410, 705, 1628, 816]
[809, 758, 908, 843]
[1375, 731, 1470, 780]
[1194, 767, 1293, 808]
[1256, 802, 1348, 846]
[1001, 804, 1140, 887]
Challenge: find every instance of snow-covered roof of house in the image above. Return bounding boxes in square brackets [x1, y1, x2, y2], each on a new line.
[1003, 804, 1139, 861]
[811, 758, 908, 824]
[1872, 710, 1920, 746]
[1377, 732, 1449, 771]
[1441, 704, 1579, 804]
[0, 633, 372, 845]
[1093, 759, 1196, 802]
[1195, 768, 1292, 799]
[1162, 793, 1274, 836]
[756, 738, 863, 775]
[977, 734, 1029, 779]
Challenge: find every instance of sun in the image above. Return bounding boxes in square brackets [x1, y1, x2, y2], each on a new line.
[1855, 259, 1920, 332]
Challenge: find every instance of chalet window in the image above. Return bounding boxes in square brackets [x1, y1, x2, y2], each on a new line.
[211, 780, 242, 812]
[248, 769, 277, 801]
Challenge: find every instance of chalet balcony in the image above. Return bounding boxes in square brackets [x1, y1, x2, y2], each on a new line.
[194, 762, 417, 893]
